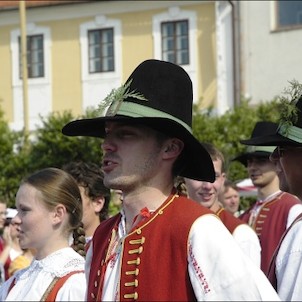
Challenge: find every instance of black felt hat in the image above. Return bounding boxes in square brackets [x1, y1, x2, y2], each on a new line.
[238, 98, 302, 147]
[233, 121, 278, 166]
[62, 59, 215, 182]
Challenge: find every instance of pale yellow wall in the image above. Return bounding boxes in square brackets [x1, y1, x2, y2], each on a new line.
[0, 2, 217, 124]
[118, 10, 157, 80]
[190, 3, 217, 110]
[0, 25, 14, 123]
[40, 19, 83, 115]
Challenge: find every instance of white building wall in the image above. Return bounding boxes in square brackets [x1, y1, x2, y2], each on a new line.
[215, 1, 234, 115]
[240, 1, 302, 105]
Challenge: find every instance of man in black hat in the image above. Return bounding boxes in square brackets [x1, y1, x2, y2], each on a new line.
[62, 60, 279, 301]
[185, 142, 261, 268]
[233, 121, 302, 275]
[238, 81, 302, 301]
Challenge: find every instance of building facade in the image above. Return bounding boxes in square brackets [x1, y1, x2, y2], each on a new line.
[0, 0, 223, 132]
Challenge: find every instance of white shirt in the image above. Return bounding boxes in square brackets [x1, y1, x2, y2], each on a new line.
[0, 247, 86, 301]
[233, 224, 261, 267]
[86, 213, 280, 301]
[275, 218, 302, 301]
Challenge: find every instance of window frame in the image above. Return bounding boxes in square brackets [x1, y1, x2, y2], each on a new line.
[88, 27, 114, 74]
[274, 1, 302, 31]
[161, 20, 189, 66]
[19, 34, 44, 79]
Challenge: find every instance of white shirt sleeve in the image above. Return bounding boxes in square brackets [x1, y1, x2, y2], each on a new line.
[232, 224, 261, 267]
[276, 219, 302, 301]
[287, 203, 302, 228]
[188, 214, 280, 301]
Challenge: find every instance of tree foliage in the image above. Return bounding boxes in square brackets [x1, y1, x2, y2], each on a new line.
[0, 97, 281, 213]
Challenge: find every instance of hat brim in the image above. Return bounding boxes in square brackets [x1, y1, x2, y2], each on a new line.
[62, 116, 215, 182]
[232, 151, 271, 166]
[240, 133, 302, 147]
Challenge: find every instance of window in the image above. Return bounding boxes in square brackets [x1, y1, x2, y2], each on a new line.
[276, 0, 302, 28]
[19, 34, 44, 78]
[88, 28, 114, 73]
[161, 20, 189, 65]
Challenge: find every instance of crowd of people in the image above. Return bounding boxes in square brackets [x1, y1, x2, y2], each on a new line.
[0, 59, 301, 300]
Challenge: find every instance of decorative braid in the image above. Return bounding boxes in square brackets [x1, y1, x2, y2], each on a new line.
[72, 222, 86, 257]
[175, 176, 188, 197]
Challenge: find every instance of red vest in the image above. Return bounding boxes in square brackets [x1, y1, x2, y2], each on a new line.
[216, 207, 245, 234]
[87, 193, 213, 301]
[239, 192, 300, 274]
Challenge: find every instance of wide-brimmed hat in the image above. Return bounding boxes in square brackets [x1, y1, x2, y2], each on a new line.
[240, 82, 302, 147]
[233, 121, 277, 165]
[62, 59, 215, 182]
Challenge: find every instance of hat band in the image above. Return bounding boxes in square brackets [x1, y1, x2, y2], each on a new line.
[278, 124, 302, 143]
[115, 101, 193, 133]
[247, 145, 275, 153]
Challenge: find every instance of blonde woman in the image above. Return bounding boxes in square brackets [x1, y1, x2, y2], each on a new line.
[0, 168, 86, 301]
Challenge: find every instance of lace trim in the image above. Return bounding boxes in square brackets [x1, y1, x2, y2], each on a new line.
[16, 247, 84, 281]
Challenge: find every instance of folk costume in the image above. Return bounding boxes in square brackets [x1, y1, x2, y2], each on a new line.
[0, 247, 86, 301]
[239, 190, 302, 273]
[234, 121, 302, 273]
[86, 192, 279, 301]
[267, 213, 302, 300]
[63, 60, 280, 301]
[238, 93, 302, 300]
[216, 207, 261, 267]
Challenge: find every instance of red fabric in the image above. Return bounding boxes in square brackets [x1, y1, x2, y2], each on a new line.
[87, 193, 213, 301]
[216, 208, 245, 234]
[239, 192, 301, 274]
[45, 270, 84, 301]
[7, 270, 84, 301]
[0, 237, 11, 280]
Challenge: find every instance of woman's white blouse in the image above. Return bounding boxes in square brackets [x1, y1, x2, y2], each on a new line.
[0, 247, 86, 301]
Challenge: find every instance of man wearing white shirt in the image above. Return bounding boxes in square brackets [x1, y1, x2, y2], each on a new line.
[185, 142, 261, 267]
[234, 121, 302, 274]
[237, 82, 302, 300]
[63, 59, 280, 301]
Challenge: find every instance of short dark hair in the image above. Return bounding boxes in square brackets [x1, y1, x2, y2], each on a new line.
[63, 161, 111, 221]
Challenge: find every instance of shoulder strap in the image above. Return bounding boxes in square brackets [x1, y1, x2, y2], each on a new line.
[267, 212, 302, 289]
[42, 270, 84, 302]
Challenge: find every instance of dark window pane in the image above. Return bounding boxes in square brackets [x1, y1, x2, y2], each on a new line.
[88, 28, 114, 73]
[19, 34, 44, 79]
[161, 20, 189, 65]
[278, 1, 302, 27]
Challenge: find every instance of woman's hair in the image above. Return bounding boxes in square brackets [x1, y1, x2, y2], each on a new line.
[62, 161, 111, 221]
[22, 167, 86, 257]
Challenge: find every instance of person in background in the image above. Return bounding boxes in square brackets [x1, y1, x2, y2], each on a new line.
[5, 212, 35, 277]
[233, 120, 302, 274]
[0, 208, 25, 279]
[185, 142, 261, 267]
[0, 201, 9, 284]
[235, 82, 302, 300]
[63, 161, 111, 250]
[219, 179, 244, 217]
[5, 209, 23, 263]
[62, 59, 279, 301]
[0, 167, 87, 301]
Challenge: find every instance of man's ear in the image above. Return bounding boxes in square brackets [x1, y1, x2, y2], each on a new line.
[92, 196, 105, 214]
[163, 138, 184, 159]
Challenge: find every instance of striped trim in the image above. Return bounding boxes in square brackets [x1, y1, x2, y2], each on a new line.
[278, 124, 302, 143]
[111, 102, 192, 133]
